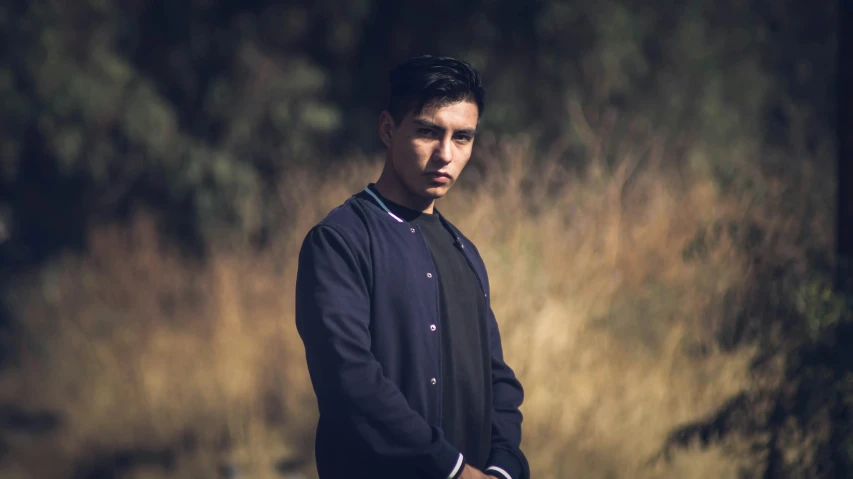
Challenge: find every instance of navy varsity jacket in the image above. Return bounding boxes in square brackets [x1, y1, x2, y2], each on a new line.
[294, 186, 529, 479]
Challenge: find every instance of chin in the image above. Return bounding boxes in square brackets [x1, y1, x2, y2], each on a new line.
[421, 184, 451, 199]
[399, 175, 453, 202]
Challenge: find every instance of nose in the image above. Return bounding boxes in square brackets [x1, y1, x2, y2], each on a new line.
[433, 138, 452, 164]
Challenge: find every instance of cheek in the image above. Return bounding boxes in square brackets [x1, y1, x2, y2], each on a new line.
[414, 140, 435, 160]
[402, 140, 432, 165]
[392, 139, 425, 172]
[453, 146, 473, 167]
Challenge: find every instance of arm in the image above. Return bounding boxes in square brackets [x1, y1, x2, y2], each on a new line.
[295, 224, 464, 479]
[483, 305, 530, 479]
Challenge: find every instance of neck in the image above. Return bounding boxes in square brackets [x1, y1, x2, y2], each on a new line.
[374, 162, 436, 214]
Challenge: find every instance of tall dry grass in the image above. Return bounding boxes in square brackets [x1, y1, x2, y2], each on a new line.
[0, 125, 821, 478]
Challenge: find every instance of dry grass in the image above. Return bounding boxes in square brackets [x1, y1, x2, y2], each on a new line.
[0, 129, 820, 478]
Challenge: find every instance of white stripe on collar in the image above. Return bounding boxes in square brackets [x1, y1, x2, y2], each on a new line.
[363, 187, 404, 223]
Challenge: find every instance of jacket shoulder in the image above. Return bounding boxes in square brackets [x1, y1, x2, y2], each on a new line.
[303, 195, 372, 253]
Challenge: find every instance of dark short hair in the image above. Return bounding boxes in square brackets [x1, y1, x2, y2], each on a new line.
[386, 55, 485, 124]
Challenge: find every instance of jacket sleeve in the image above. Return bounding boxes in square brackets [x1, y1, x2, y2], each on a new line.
[484, 304, 530, 479]
[295, 224, 465, 479]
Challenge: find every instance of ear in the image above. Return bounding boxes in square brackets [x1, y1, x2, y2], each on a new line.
[378, 111, 396, 147]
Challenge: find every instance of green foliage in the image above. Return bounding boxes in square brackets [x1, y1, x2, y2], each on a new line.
[0, 0, 834, 251]
[796, 276, 852, 342]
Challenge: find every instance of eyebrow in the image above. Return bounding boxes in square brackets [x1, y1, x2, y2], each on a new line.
[413, 119, 477, 137]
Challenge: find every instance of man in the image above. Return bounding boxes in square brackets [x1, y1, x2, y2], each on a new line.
[295, 55, 529, 479]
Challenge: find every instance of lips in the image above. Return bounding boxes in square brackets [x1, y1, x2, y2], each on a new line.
[425, 172, 451, 179]
[425, 172, 451, 184]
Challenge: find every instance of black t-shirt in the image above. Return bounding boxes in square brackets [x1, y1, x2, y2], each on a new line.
[367, 185, 492, 469]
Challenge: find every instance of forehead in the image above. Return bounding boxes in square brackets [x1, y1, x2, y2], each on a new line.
[408, 100, 479, 128]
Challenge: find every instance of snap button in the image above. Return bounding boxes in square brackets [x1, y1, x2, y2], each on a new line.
[430, 324, 437, 331]
[426, 272, 433, 278]
[410, 228, 416, 233]
[430, 378, 437, 385]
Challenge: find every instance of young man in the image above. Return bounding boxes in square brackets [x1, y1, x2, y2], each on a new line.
[295, 55, 529, 479]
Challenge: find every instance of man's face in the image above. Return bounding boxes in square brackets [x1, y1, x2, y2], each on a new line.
[380, 100, 479, 201]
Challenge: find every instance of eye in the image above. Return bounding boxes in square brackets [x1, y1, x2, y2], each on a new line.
[418, 128, 436, 137]
[454, 135, 473, 143]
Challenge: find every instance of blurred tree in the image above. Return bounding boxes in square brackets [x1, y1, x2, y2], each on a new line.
[0, 0, 835, 262]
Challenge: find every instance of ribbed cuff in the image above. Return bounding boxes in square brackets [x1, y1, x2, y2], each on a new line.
[485, 465, 512, 479]
[421, 436, 463, 479]
[486, 449, 523, 479]
[446, 453, 464, 479]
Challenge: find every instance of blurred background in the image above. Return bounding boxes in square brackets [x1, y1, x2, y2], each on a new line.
[0, 0, 847, 477]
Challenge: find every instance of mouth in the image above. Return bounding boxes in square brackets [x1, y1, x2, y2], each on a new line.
[425, 172, 451, 184]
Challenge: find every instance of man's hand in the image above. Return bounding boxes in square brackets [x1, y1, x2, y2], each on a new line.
[459, 464, 492, 479]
